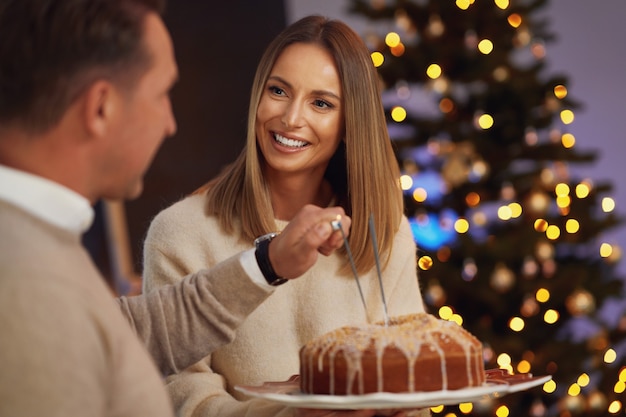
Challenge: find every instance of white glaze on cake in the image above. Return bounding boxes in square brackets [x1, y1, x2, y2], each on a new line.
[299, 313, 485, 395]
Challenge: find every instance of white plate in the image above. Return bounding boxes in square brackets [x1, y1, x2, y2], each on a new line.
[235, 373, 552, 410]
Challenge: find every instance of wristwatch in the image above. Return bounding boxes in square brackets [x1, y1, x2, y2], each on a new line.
[254, 232, 288, 286]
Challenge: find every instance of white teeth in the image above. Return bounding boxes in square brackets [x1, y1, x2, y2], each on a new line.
[274, 133, 307, 148]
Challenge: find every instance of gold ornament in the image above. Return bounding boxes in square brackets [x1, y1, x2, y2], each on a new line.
[587, 391, 608, 412]
[535, 241, 554, 261]
[490, 262, 516, 293]
[565, 289, 596, 316]
[426, 14, 444, 37]
[526, 190, 550, 215]
[561, 395, 585, 413]
[441, 148, 470, 187]
[440, 141, 484, 187]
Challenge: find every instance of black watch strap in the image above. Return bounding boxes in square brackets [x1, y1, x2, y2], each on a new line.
[254, 234, 288, 286]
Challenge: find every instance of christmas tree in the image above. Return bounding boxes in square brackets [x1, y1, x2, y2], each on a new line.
[348, 0, 626, 415]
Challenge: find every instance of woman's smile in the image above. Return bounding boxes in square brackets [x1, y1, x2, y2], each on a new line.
[272, 132, 309, 149]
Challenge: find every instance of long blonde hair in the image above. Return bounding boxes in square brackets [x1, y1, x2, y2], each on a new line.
[200, 15, 403, 275]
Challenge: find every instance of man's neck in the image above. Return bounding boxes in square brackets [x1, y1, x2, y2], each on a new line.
[0, 124, 94, 204]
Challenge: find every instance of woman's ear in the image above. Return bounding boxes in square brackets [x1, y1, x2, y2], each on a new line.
[82, 80, 117, 137]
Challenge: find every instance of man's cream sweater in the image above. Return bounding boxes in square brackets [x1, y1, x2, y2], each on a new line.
[0, 200, 274, 417]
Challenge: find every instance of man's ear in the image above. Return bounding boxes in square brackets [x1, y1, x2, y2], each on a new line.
[82, 80, 117, 137]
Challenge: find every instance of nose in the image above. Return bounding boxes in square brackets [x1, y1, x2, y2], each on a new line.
[280, 100, 304, 128]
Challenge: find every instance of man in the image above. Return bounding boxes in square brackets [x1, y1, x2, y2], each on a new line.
[0, 1, 350, 416]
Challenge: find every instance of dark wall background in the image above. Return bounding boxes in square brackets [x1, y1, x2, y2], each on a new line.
[100, 2, 287, 277]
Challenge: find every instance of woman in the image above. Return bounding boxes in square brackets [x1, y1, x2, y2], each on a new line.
[143, 15, 427, 417]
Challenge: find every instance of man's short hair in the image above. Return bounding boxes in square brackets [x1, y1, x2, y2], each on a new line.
[0, 0, 166, 133]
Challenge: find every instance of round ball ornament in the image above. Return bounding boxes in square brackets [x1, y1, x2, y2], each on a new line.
[587, 391, 608, 412]
[566, 289, 595, 316]
[490, 262, 516, 293]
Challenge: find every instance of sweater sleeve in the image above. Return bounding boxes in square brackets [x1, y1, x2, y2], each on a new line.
[117, 253, 273, 377]
[165, 357, 295, 417]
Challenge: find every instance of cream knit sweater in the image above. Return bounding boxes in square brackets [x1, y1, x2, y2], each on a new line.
[143, 193, 429, 417]
[0, 200, 274, 417]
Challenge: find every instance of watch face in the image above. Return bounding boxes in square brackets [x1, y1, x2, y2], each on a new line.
[254, 232, 279, 246]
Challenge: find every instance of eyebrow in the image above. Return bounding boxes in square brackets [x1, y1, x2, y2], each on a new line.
[267, 75, 342, 102]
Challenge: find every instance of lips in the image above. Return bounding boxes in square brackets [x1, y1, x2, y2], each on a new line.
[273, 132, 308, 149]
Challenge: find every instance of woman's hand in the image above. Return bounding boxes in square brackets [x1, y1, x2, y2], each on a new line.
[269, 204, 351, 279]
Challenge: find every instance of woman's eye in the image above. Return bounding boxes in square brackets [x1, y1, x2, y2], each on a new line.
[314, 99, 333, 109]
[268, 85, 286, 96]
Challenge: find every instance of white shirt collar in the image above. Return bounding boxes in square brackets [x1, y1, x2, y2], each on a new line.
[0, 164, 94, 235]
